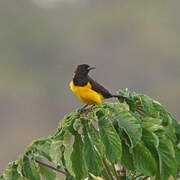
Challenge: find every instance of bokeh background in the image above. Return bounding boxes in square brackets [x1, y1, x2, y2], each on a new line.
[1, 0, 180, 174]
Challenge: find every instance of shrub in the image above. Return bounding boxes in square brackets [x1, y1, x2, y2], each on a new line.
[1, 90, 180, 180]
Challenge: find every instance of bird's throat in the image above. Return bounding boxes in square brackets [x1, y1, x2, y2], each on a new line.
[73, 74, 88, 86]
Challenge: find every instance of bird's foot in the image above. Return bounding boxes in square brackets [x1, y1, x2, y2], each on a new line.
[77, 104, 89, 113]
[86, 104, 95, 112]
[78, 104, 95, 114]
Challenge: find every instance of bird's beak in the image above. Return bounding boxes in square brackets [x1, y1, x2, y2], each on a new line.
[88, 67, 96, 71]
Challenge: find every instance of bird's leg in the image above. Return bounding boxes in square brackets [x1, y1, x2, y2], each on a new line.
[89, 104, 95, 110]
[79, 104, 96, 117]
[78, 104, 89, 112]
[81, 104, 89, 110]
[78, 104, 96, 114]
[83, 104, 96, 113]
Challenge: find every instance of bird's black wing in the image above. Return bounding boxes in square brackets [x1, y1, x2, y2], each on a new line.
[88, 76, 113, 98]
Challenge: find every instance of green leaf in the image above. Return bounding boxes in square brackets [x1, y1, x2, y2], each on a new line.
[83, 125, 103, 176]
[121, 141, 135, 170]
[170, 115, 180, 141]
[174, 144, 180, 172]
[2, 90, 179, 179]
[3, 163, 23, 180]
[23, 156, 40, 180]
[71, 132, 87, 180]
[142, 129, 177, 180]
[0, 176, 5, 180]
[87, 123, 105, 155]
[132, 143, 157, 176]
[141, 117, 163, 132]
[141, 129, 160, 175]
[63, 132, 74, 176]
[142, 128, 159, 148]
[50, 132, 74, 176]
[17, 157, 25, 178]
[39, 164, 56, 180]
[97, 110, 122, 163]
[164, 124, 177, 144]
[49, 140, 63, 167]
[152, 101, 172, 126]
[29, 137, 53, 161]
[156, 137, 177, 180]
[115, 111, 142, 147]
[139, 95, 154, 114]
[55, 112, 79, 139]
[117, 90, 136, 111]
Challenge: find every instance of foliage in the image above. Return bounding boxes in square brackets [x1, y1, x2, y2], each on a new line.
[1, 89, 180, 180]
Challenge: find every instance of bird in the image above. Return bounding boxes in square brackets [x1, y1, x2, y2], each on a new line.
[70, 64, 127, 109]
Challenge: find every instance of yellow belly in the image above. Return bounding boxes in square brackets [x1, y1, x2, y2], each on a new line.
[70, 81, 104, 105]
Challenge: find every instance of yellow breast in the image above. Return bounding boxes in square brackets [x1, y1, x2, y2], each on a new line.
[70, 81, 104, 105]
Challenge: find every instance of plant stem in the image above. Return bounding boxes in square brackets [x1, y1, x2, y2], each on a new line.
[111, 163, 119, 180]
[35, 160, 68, 176]
[119, 167, 126, 180]
[102, 158, 114, 180]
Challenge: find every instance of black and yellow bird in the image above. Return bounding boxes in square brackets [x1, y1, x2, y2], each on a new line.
[70, 64, 126, 109]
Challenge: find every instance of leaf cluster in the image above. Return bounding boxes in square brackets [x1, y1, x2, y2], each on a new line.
[1, 90, 180, 180]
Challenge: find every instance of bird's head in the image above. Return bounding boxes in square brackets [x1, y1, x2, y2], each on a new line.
[74, 64, 95, 76]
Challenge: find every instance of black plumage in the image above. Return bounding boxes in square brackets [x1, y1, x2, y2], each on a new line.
[73, 64, 126, 100]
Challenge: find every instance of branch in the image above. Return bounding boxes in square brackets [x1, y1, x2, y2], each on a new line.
[102, 158, 114, 180]
[111, 163, 119, 179]
[119, 167, 126, 180]
[35, 160, 68, 176]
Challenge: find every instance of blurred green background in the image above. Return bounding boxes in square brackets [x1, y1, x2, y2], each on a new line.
[0, 0, 180, 174]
